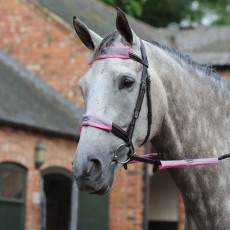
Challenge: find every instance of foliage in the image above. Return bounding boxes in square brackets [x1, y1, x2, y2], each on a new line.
[191, 0, 230, 26]
[140, 0, 191, 28]
[102, 0, 146, 17]
[100, 0, 230, 28]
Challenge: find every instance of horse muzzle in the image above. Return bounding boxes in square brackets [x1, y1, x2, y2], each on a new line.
[72, 151, 116, 194]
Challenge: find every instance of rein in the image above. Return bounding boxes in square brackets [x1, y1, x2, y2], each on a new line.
[80, 39, 230, 172]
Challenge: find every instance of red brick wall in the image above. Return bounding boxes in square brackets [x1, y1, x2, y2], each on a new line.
[110, 147, 145, 230]
[0, 126, 77, 230]
[218, 69, 230, 80]
[0, 0, 89, 108]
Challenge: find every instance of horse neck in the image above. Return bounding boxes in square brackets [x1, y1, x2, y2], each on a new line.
[148, 42, 230, 158]
[147, 42, 230, 228]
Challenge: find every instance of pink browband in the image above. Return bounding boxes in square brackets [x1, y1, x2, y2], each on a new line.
[80, 114, 220, 170]
[88, 46, 131, 64]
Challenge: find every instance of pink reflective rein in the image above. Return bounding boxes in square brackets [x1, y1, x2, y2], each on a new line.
[130, 156, 219, 170]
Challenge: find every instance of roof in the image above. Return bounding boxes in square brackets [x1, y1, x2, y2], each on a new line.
[33, 0, 171, 46]
[175, 27, 230, 66]
[34, 0, 230, 66]
[0, 50, 82, 139]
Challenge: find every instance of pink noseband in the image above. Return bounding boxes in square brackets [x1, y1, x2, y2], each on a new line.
[80, 114, 112, 132]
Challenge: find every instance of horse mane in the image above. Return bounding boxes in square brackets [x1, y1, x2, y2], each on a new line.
[146, 40, 225, 84]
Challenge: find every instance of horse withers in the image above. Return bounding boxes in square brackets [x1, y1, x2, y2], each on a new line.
[72, 8, 230, 230]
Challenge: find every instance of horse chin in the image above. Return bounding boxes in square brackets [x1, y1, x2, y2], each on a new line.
[75, 176, 114, 195]
[91, 171, 115, 195]
[91, 182, 112, 195]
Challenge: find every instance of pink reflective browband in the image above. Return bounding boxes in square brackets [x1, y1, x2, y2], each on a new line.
[80, 114, 221, 170]
[88, 46, 131, 64]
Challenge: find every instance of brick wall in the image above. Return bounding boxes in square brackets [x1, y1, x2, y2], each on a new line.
[0, 0, 89, 108]
[0, 126, 77, 230]
[218, 69, 230, 80]
[110, 147, 145, 230]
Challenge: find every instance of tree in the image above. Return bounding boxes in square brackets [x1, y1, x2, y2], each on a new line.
[140, 0, 191, 28]
[141, 0, 230, 27]
[100, 0, 230, 28]
[101, 0, 146, 17]
[190, 0, 230, 26]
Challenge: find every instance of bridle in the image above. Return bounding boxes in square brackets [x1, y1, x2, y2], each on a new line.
[81, 39, 152, 166]
[80, 38, 230, 171]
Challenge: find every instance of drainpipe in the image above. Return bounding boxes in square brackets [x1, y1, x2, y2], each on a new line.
[143, 143, 151, 230]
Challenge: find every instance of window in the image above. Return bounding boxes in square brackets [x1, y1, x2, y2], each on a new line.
[0, 163, 27, 230]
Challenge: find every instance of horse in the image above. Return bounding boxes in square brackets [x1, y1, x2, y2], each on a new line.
[72, 8, 230, 229]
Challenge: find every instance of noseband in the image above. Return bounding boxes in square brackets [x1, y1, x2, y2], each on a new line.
[81, 39, 152, 165]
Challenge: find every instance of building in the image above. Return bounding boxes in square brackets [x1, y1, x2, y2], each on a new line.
[0, 49, 80, 230]
[0, 0, 230, 229]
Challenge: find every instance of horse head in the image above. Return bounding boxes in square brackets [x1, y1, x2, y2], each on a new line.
[72, 8, 167, 195]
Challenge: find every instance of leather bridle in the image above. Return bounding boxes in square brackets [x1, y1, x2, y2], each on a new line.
[80, 38, 230, 171]
[81, 39, 153, 166]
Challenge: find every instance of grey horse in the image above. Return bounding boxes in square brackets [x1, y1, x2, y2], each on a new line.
[72, 8, 230, 230]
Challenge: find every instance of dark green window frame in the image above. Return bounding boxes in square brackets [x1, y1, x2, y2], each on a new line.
[0, 163, 27, 230]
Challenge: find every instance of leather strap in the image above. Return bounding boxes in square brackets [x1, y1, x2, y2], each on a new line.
[127, 40, 151, 145]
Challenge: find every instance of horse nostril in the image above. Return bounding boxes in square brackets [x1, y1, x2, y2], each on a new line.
[86, 158, 102, 177]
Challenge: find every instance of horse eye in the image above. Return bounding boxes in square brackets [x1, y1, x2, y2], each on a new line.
[119, 77, 135, 89]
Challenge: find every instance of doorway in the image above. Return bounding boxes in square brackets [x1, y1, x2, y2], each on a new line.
[43, 173, 72, 230]
[148, 170, 178, 230]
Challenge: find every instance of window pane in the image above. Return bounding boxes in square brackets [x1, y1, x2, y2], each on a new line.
[0, 166, 25, 201]
[0, 172, 3, 197]
[4, 171, 14, 198]
[14, 172, 23, 199]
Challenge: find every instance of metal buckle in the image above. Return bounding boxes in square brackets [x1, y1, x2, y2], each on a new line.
[112, 143, 135, 164]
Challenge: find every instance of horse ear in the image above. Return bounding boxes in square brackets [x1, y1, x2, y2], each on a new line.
[116, 8, 134, 45]
[73, 16, 102, 51]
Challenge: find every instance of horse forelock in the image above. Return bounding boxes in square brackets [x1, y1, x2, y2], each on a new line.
[91, 31, 118, 60]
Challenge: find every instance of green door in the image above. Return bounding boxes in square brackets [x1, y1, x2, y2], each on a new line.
[77, 192, 109, 230]
[0, 163, 27, 230]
